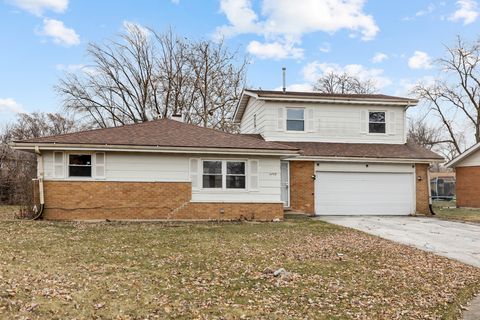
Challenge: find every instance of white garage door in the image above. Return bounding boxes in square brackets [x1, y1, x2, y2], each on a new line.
[315, 172, 414, 215]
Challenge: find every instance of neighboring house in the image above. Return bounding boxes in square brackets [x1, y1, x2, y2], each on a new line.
[11, 90, 443, 220]
[430, 172, 455, 201]
[447, 143, 480, 208]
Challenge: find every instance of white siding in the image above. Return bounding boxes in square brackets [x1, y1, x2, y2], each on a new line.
[457, 151, 480, 167]
[41, 151, 282, 203]
[240, 100, 406, 144]
[239, 98, 266, 134]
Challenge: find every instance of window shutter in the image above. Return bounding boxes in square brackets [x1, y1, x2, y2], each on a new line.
[360, 110, 368, 134]
[94, 152, 106, 179]
[248, 159, 259, 191]
[190, 158, 200, 190]
[277, 107, 285, 131]
[387, 111, 396, 135]
[53, 151, 64, 178]
[306, 108, 315, 132]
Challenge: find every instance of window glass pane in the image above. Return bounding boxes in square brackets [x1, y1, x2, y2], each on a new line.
[287, 109, 304, 120]
[227, 162, 245, 175]
[369, 112, 385, 123]
[69, 154, 91, 166]
[203, 161, 222, 174]
[287, 120, 304, 131]
[69, 166, 92, 177]
[369, 123, 386, 133]
[203, 175, 222, 188]
[226, 176, 246, 189]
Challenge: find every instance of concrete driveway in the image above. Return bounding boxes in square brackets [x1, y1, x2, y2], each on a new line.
[316, 216, 480, 268]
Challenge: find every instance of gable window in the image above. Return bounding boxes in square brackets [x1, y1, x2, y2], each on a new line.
[286, 108, 304, 131]
[369, 111, 386, 134]
[202, 160, 246, 189]
[68, 154, 92, 177]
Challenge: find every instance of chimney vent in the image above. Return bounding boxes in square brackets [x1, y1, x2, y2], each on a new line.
[171, 114, 183, 122]
[282, 67, 286, 93]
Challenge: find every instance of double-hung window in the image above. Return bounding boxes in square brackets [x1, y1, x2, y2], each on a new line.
[202, 160, 246, 189]
[286, 108, 304, 131]
[369, 111, 386, 134]
[68, 154, 92, 177]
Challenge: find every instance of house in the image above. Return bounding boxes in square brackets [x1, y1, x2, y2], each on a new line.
[430, 172, 455, 201]
[447, 142, 480, 208]
[11, 90, 443, 220]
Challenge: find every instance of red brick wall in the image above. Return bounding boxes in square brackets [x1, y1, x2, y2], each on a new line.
[42, 181, 283, 221]
[415, 164, 430, 215]
[456, 166, 480, 208]
[289, 161, 315, 215]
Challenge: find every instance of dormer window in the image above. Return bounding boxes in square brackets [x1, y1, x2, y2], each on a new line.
[286, 108, 304, 131]
[369, 111, 386, 134]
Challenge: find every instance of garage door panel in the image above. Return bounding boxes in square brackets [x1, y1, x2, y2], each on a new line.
[315, 172, 414, 215]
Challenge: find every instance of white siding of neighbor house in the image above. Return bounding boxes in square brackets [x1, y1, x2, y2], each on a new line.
[239, 98, 266, 134]
[239, 100, 406, 144]
[456, 151, 480, 167]
[40, 151, 282, 203]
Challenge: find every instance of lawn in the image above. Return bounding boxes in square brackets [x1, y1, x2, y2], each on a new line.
[433, 200, 480, 223]
[0, 211, 479, 319]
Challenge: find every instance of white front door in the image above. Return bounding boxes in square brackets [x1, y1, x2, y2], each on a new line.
[315, 172, 414, 215]
[280, 161, 290, 207]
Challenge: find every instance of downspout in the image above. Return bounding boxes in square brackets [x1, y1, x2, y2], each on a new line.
[32, 146, 45, 220]
[427, 167, 436, 216]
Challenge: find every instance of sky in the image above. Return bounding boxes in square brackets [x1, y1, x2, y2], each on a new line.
[0, 0, 479, 126]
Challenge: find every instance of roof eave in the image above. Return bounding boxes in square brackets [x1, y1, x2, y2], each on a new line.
[284, 155, 444, 164]
[233, 90, 259, 123]
[257, 96, 418, 106]
[446, 141, 480, 168]
[10, 142, 299, 156]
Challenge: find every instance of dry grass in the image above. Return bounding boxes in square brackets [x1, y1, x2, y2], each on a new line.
[0, 205, 18, 220]
[0, 211, 479, 319]
[433, 201, 480, 224]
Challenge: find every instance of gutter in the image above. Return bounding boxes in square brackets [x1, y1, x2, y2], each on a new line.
[283, 156, 445, 164]
[10, 143, 300, 157]
[32, 146, 45, 220]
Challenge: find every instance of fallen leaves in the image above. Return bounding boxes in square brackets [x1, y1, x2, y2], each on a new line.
[0, 218, 478, 319]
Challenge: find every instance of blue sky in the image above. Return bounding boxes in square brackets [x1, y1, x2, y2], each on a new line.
[0, 0, 479, 125]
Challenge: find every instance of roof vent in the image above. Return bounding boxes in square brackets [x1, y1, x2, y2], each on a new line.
[282, 67, 286, 93]
[171, 114, 183, 122]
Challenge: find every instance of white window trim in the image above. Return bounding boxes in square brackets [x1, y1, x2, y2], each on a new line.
[367, 110, 387, 135]
[201, 159, 248, 191]
[66, 152, 94, 180]
[286, 107, 305, 132]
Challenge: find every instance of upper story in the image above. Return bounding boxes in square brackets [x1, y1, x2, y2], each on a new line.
[234, 90, 418, 144]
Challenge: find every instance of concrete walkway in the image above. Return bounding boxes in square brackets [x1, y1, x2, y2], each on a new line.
[316, 216, 480, 319]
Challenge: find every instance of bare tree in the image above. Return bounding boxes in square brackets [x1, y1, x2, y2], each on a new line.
[57, 24, 247, 131]
[313, 72, 377, 94]
[0, 112, 83, 208]
[412, 36, 480, 157]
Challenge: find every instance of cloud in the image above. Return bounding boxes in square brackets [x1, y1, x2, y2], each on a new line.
[372, 52, 388, 63]
[123, 21, 151, 38]
[37, 18, 80, 46]
[408, 51, 433, 69]
[395, 76, 436, 96]
[449, 0, 479, 24]
[216, 0, 379, 59]
[402, 3, 437, 21]
[0, 98, 24, 114]
[7, 0, 68, 16]
[318, 42, 331, 53]
[171, 0, 180, 4]
[302, 61, 392, 89]
[247, 40, 303, 59]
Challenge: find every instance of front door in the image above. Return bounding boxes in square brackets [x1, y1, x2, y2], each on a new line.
[280, 161, 290, 207]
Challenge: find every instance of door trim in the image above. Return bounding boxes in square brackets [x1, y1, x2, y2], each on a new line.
[281, 161, 290, 208]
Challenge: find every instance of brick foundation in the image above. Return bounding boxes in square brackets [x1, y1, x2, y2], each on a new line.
[42, 181, 283, 221]
[456, 166, 480, 208]
[415, 163, 430, 215]
[289, 161, 315, 215]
